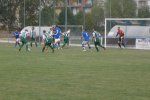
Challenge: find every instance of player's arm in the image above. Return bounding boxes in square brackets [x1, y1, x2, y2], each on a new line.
[116, 32, 119, 37]
[81, 36, 83, 40]
[12, 32, 15, 38]
[92, 32, 95, 42]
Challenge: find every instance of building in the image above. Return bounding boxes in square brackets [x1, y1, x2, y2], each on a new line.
[68, 0, 93, 15]
[94, 0, 105, 6]
[134, 0, 150, 15]
[135, 0, 150, 8]
[55, 0, 94, 15]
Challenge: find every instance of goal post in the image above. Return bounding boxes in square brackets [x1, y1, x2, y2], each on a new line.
[104, 18, 150, 49]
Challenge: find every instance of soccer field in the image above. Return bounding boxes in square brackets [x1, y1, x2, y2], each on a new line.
[0, 43, 150, 100]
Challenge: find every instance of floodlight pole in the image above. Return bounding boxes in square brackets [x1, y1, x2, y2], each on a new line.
[23, 0, 25, 27]
[39, 0, 41, 44]
[109, 0, 111, 32]
[104, 18, 107, 48]
[109, 0, 111, 18]
[83, 0, 85, 29]
[53, 0, 56, 25]
[65, 0, 67, 31]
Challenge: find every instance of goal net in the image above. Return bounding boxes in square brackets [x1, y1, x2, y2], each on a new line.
[104, 18, 150, 49]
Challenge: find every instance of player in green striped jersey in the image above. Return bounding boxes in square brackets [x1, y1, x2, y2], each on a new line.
[19, 29, 30, 51]
[42, 30, 54, 53]
[62, 29, 70, 48]
[92, 29, 105, 52]
[30, 26, 38, 47]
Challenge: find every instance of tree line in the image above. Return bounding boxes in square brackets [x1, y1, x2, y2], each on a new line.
[0, 0, 150, 32]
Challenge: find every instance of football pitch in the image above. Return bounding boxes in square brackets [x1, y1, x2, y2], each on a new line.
[0, 43, 150, 100]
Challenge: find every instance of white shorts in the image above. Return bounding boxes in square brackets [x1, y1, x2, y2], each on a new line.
[55, 39, 60, 43]
[42, 35, 46, 41]
[82, 41, 89, 45]
[16, 38, 20, 42]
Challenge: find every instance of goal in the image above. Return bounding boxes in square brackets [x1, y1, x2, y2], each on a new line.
[104, 18, 150, 49]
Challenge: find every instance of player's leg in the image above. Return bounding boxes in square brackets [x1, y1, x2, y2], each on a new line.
[25, 42, 30, 51]
[82, 41, 86, 51]
[54, 39, 61, 49]
[94, 42, 99, 52]
[42, 42, 46, 52]
[15, 40, 17, 47]
[121, 37, 125, 47]
[100, 44, 106, 50]
[66, 37, 69, 47]
[48, 43, 54, 53]
[62, 39, 67, 48]
[98, 42, 105, 50]
[30, 39, 33, 47]
[67, 39, 69, 47]
[19, 40, 24, 51]
[118, 37, 121, 48]
[57, 40, 61, 49]
[61, 42, 66, 48]
[17, 38, 21, 47]
[34, 39, 38, 47]
[87, 41, 91, 49]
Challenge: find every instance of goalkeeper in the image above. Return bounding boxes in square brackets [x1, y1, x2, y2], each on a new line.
[116, 27, 125, 48]
[92, 29, 105, 52]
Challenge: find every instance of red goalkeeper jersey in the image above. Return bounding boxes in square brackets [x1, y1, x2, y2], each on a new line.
[117, 29, 124, 37]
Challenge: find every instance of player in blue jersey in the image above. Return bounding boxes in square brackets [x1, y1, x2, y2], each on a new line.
[81, 29, 91, 51]
[53, 25, 62, 49]
[13, 29, 20, 47]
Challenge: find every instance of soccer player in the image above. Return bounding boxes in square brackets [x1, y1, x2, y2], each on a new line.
[53, 25, 62, 49]
[42, 30, 54, 53]
[81, 29, 91, 51]
[92, 29, 105, 52]
[19, 29, 30, 51]
[116, 27, 125, 48]
[48, 26, 54, 36]
[30, 26, 38, 47]
[61, 29, 70, 48]
[13, 29, 20, 47]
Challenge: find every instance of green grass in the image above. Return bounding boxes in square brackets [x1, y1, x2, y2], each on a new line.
[0, 43, 150, 100]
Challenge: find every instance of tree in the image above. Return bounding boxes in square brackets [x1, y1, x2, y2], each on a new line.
[105, 0, 136, 18]
[0, 0, 20, 31]
[41, 7, 54, 26]
[74, 11, 84, 25]
[138, 6, 150, 18]
[19, 0, 40, 27]
[58, 8, 75, 25]
[91, 5, 104, 32]
[85, 13, 94, 31]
